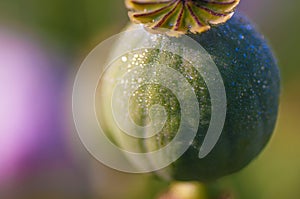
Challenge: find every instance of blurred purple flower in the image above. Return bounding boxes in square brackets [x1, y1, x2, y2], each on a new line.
[0, 28, 90, 198]
[0, 29, 57, 182]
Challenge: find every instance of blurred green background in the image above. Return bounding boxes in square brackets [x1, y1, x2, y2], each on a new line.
[0, 0, 299, 199]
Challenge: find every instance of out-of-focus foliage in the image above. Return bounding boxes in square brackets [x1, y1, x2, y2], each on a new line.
[0, 0, 128, 52]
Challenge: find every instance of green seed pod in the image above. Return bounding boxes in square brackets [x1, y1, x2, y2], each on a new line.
[97, 13, 280, 182]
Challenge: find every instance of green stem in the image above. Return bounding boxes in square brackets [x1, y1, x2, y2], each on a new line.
[155, 181, 234, 199]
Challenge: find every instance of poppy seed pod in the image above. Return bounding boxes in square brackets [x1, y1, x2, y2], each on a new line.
[97, 13, 280, 182]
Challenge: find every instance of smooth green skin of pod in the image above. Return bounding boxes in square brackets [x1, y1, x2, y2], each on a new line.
[98, 13, 280, 182]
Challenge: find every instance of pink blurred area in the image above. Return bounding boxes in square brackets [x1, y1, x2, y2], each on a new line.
[0, 24, 145, 199]
[0, 27, 91, 198]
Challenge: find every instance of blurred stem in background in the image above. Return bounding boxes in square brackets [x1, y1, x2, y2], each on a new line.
[157, 182, 208, 199]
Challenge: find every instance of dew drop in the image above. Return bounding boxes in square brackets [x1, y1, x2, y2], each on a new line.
[121, 56, 128, 62]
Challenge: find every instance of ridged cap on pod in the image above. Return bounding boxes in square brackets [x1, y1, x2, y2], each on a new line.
[126, 0, 240, 36]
